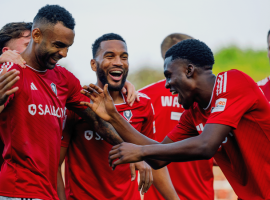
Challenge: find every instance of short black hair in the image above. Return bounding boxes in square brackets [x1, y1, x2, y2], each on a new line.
[267, 30, 270, 40]
[165, 39, 214, 69]
[0, 22, 32, 55]
[92, 33, 126, 58]
[33, 5, 75, 30]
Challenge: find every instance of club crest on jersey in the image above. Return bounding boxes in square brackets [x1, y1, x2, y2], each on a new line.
[123, 110, 132, 121]
[51, 83, 57, 96]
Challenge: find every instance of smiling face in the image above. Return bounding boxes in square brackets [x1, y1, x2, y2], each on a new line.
[164, 56, 196, 109]
[92, 40, 129, 91]
[34, 22, 75, 70]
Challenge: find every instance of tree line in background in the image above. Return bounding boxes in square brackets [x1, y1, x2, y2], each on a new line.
[128, 46, 270, 90]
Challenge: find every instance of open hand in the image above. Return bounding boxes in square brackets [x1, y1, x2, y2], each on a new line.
[80, 84, 118, 121]
[130, 161, 153, 195]
[0, 50, 26, 68]
[0, 67, 20, 106]
[109, 142, 144, 169]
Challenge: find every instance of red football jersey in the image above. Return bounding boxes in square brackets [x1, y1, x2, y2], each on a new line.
[139, 80, 214, 200]
[257, 76, 270, 101]
[0, 140, 3, 171]
[168, 70, 270, 200]
[61, 92, 155, 200]
[0, 62, 86, 200]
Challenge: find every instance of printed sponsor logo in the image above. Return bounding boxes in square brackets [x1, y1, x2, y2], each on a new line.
[28, 104, 37, 115]
[211, 98, 227, 113]
[84, 130, 103, 141]
[123, 110, 132, 121]
[28, 104, 66, 118]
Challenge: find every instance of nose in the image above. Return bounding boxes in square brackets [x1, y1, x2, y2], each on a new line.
[165, 80, 170, 89]
[112, 56, 123, 66]
[59, 48, 68, 58]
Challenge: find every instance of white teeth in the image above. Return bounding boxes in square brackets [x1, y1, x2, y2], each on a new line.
[110, 71, 122, 74]
[171, 91, 178, 95]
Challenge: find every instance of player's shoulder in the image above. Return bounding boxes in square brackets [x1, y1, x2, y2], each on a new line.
[137, 92, 152, 105]
[225, 69, 254, 81]
[54, 64, 80, 83]
[139, 79, 166, 93]
[53, 64, 69, 74]
[257, 76, 270, 87]
[0, 62, 21, 73]
[216, 69, 254, 95]
[125, 92, 153, 111]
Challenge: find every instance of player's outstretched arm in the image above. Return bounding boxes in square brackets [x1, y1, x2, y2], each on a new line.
[80, 84, 159, 146]
[0, 67, 20, 113]
[108, 124, 232, 169]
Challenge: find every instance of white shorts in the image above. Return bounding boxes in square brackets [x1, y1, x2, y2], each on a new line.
[0, 197, 42, 200]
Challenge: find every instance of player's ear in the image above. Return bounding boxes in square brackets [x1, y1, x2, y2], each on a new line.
[32, 28, 42, 44]
[2, 47, 10, 53]
[91, 59, 97, 72]
[186, 64, 195, 78]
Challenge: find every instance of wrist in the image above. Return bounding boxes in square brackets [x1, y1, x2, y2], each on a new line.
[108, 109, 121, 123]
[140, 145, 147, 159]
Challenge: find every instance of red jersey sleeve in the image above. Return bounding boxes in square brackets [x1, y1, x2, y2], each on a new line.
[206, 70, 258, 128]
[64, 69, 88, 111]
[167, 110, 198, 142]
[61, 109, 80, 148]
[141, 102, 155, 140]
[0, 62, 23, 108]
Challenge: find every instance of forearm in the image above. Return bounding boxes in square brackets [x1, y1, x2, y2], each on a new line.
[75, 107, 123, 145]
[142, 135, 212, 162]
[109, 111, 159, 145]
[152, 167, 179, 200]
[57, 166, 67, 200]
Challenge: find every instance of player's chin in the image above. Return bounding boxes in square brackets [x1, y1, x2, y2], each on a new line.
[46, 62, 57, 70]
[108, 82, 124, 91]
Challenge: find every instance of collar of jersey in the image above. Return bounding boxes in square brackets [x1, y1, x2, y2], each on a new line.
[26, 64, 47, 73]
[203, 75, 217, 110]
[114, 92, 126, 106]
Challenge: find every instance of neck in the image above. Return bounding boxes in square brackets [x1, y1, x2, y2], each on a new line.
[21, 41, 46, 71]
[194, 71, 216, 109]
[96, 80, 124, 104]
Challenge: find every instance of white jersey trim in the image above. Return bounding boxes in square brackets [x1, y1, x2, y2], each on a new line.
[138, 92, 151, 100]
[26, 64, 47, 73]
[257, 76, 270, 86]
[114, 92, 126, 106]
[138, 79, 166, 91]
[204, 75, 217, 110]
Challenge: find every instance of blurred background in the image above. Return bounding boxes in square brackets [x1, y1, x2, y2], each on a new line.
[1, 0, 270, 199]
